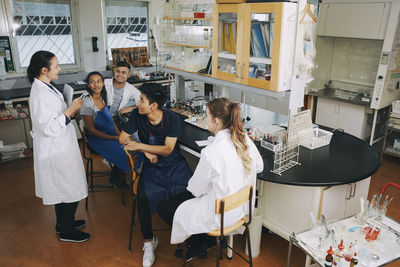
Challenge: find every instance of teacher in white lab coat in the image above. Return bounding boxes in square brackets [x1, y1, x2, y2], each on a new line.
[28, 50, 89, 243]
[157, 97, 264, 260]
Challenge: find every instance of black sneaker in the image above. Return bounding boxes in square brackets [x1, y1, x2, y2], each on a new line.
[59, 230, 90, 243]
[174, 246, 207, 261]
[55, 220, 86, 234]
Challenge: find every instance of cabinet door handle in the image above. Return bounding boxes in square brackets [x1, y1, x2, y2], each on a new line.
[345, 184, 352, 200]
[242, 63, 245, 79]
[236, 62, 240, 79]
[351, 183, 357, 198]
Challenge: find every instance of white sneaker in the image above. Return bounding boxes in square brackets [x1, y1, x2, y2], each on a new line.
[142, 236, 158, 267]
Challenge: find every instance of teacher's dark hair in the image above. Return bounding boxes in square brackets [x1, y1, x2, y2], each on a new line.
[85, 71, 107, 104]
[27, 50, 56, 84]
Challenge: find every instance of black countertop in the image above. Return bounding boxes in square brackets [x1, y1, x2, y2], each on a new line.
[178, 116, 380, 187]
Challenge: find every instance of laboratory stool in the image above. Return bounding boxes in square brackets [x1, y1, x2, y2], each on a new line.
[182, 185, 254, 267]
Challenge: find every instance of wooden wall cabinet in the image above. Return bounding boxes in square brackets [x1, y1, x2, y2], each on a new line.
[211, 2, 296, 92]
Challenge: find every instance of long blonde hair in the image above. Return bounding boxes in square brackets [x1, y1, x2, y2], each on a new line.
[207, 98, 252, 176]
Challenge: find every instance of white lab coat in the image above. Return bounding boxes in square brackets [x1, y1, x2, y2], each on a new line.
[29, 78, 87, 205]
[171, 129, 264, 244]
[104, 78, 141, 111]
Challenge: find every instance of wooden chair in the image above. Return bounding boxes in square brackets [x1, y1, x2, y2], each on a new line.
[75, 117, 125, 208]
[182, 185, 254, 267]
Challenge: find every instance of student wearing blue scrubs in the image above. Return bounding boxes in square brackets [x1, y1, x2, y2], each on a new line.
[119, 83, 192, 267]
[80, 72, 129, 186]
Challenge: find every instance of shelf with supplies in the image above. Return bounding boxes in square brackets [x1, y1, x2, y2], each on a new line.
[163, 16, 212, 21]
[161, 2, 213, 73]
[163, 41, 212, 50]
[212, 2, 296, 92]
[382, 112, 400, 158]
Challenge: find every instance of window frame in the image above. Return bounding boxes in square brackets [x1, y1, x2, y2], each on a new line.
[104, 0, 149, 63]
[3, 0, 82, 74]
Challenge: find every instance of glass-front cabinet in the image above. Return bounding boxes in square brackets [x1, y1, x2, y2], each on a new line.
[211, 4, 242, 83]
[212, 3, 296, 92]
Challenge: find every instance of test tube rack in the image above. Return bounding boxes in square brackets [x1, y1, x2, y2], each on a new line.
[271, 143, 300, 176]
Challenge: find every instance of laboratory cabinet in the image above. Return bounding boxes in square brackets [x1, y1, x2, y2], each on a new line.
[382, 112, 400, 157]
[317, 1, 390, 39]
[212, 2, 296, 92]
[315, 97, 371, 139]
[260, 178, 370, 239]
[320, 178, 370, 221]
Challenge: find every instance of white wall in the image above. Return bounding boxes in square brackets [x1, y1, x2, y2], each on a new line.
[77, 0, 107, 72]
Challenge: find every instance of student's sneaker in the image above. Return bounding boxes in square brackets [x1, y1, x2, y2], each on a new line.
[55, 220, 86, 234]
[59, 230, 90, 243]
[142, 236, 158, 267]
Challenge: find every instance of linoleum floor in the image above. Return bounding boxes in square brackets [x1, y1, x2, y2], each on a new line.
[0, 152, 399, 267]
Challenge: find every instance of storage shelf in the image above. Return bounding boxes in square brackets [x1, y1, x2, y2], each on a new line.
[165, 66, 287, 99]
[163, 42, 212, 50]
[249, 56, 272, 65]
[383, 148, 400, 158]
[164, 66, 211, 77]
[163, 16, 212, 21]
[218, 52, 236, 60]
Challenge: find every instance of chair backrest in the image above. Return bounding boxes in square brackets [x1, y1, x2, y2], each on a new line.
[75, 117, 90, 160]
[213, 185, 253, 237]
[215, 185, 253, 214]
[124, 148, 140, 195]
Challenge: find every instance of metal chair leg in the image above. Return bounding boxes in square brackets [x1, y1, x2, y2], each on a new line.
[182, 241, 187, 267]
[120, 169, 125, 206]
[216, 237, 220, 267]
[128, 197, 136, 250]
[85, 196, 88, 210]
[287, 237, 293, 267]
[245, 226, 253, 266]
[90, 159, 94, 192]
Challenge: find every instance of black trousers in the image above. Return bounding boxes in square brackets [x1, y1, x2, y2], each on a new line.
[54, 201, 79, 234]
[137, 174, 154, 240]
[156, 190, 194, 227]
[157, 191, 208, 248]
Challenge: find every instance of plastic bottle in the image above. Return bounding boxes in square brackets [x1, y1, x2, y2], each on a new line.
[350, 252, 358, 267]
[344, 242, 353, 262]
[324, 246, 334, 267]
[333, 239, 345, 266]
[4, 98, 12, 110]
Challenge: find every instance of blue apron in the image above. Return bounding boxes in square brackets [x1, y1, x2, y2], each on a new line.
[86, 105, 129, 172]
[143, 116, 192, 213]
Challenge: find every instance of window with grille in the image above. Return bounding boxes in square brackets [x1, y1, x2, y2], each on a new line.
[105, 0, 148, 61]
[10, 0, 78, 68]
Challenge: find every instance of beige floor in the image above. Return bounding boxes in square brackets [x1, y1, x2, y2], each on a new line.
[0, 152, 399, 267]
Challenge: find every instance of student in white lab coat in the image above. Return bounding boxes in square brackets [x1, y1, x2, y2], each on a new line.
[157, 97, 264, 259]
[28, 50, 89, 243]
[104, 61, 140, 129]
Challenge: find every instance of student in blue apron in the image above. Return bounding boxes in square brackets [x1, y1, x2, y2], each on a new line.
[119, 83, 192, 267]
[80, 72, 133, 186]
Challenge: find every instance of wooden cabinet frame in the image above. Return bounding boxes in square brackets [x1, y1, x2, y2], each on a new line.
[212, 3, 296, 92]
